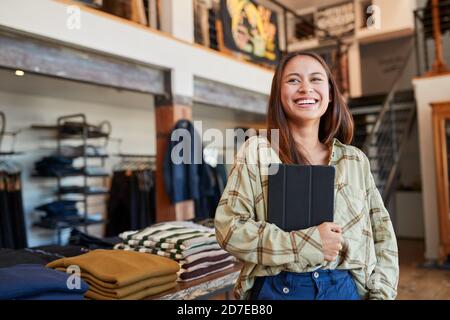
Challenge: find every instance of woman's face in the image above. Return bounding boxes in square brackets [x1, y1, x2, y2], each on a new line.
[280, 55, 331, 124]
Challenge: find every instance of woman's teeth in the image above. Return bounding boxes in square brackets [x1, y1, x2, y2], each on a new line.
[295, 99, 317, 105]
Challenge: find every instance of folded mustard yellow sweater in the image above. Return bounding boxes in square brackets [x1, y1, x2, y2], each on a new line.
[85, 281, 176, 300]
[54, 268, 177, 299]
[47, 250, 180, 288]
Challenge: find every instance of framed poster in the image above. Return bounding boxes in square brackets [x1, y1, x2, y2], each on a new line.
[219, 0, 281, 65]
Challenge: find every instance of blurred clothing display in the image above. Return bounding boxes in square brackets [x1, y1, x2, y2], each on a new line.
[59, 185, 107, 194]
[84, 166, 108, 176]
[163, 119, 227, 219]
[105, 169, 156, 237]
[163, 119, 203, 203]
[34, 156, 82, 176]
[0, 171, 27, 249]
[36, 200, 79, 218]
[59, 145, 107, 158]
[58, 121, 110, 138]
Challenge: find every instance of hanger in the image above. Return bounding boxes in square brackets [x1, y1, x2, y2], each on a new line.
[113, 156, 156, 172]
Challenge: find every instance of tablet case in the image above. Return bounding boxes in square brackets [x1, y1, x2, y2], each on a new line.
[267, 164, 335, 231]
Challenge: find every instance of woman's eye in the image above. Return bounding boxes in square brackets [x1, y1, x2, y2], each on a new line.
[287, 79, 299, 84]
[311, 78, 323, 82]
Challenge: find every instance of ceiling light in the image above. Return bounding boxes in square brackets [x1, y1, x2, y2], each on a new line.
[15, 70, 25, 76]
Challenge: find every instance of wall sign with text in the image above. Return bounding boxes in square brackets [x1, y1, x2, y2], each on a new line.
[316, 1, 355, 38]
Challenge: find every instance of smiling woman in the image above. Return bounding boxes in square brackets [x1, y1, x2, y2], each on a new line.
[214, 51, 399, 301]
[267, 52, 353, 165]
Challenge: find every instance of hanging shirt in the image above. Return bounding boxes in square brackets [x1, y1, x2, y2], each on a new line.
[214, 136, 399, 300]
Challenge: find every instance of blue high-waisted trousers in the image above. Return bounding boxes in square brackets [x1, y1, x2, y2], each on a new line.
[251, 269, 361, 300]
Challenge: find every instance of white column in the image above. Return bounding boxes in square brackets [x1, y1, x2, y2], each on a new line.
[348, 42, 362, 98]
[160, 0, 194, 43]
[172, 69, 194, 98]
[413, 74, 450, 260]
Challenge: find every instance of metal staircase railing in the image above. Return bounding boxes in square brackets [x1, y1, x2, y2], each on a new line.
[413, 0, 450, 75]
[362, 40, 416, 204]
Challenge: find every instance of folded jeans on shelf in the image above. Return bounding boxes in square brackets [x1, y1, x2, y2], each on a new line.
[35, 200, 79, 218]
[59, 145, 107, 158]
[35, 156, 73, 166]
[59, 186, 108, 194]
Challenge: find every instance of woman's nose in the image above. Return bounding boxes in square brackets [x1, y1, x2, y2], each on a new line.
[298, 83, 313, 93]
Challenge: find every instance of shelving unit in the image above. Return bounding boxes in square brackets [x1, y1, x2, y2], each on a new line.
[32, 113, 112, 244]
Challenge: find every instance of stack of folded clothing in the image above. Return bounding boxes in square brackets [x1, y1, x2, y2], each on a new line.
[177, 248, 236, 282]
[114, 221, 235, 282]
[34, 156, 82, 176]
[59, 121, 109, 138]
[34, 156, 108, 177]
[35, 200, 81, 227]
[59, 185, 108, 195]
[0, 264, 88, 300]
[47, 249, 179, 300]
[59, 145, 107, 158]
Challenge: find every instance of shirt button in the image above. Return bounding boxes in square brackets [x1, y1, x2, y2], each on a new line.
[282, 287, 290, 294]
[313, 272, 319, 279]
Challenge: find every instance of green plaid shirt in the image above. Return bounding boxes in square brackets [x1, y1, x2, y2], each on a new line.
[214, 136, 399, 300]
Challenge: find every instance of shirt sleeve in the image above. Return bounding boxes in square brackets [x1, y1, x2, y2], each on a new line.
[362, 153, 400, 300]
[214, 143, 325, 268]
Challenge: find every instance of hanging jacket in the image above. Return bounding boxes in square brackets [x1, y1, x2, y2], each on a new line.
[163, 119, 203, 203]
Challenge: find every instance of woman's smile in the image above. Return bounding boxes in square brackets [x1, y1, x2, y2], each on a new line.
[293, 97, 320, 108]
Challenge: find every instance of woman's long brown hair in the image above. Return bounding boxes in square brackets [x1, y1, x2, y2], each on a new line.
[267, 51, 354, 164]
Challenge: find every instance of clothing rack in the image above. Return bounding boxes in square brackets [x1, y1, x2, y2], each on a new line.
[110, 136, 156, 171]
[105, 153, 157, 237]
[0, 111, 28, 249]
[112, 153, 156, 171]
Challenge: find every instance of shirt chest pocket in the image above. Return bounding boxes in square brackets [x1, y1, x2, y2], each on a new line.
[333, 184, 369, 241]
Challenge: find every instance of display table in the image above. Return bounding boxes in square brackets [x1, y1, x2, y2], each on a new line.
[150, 263, 242, 300]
